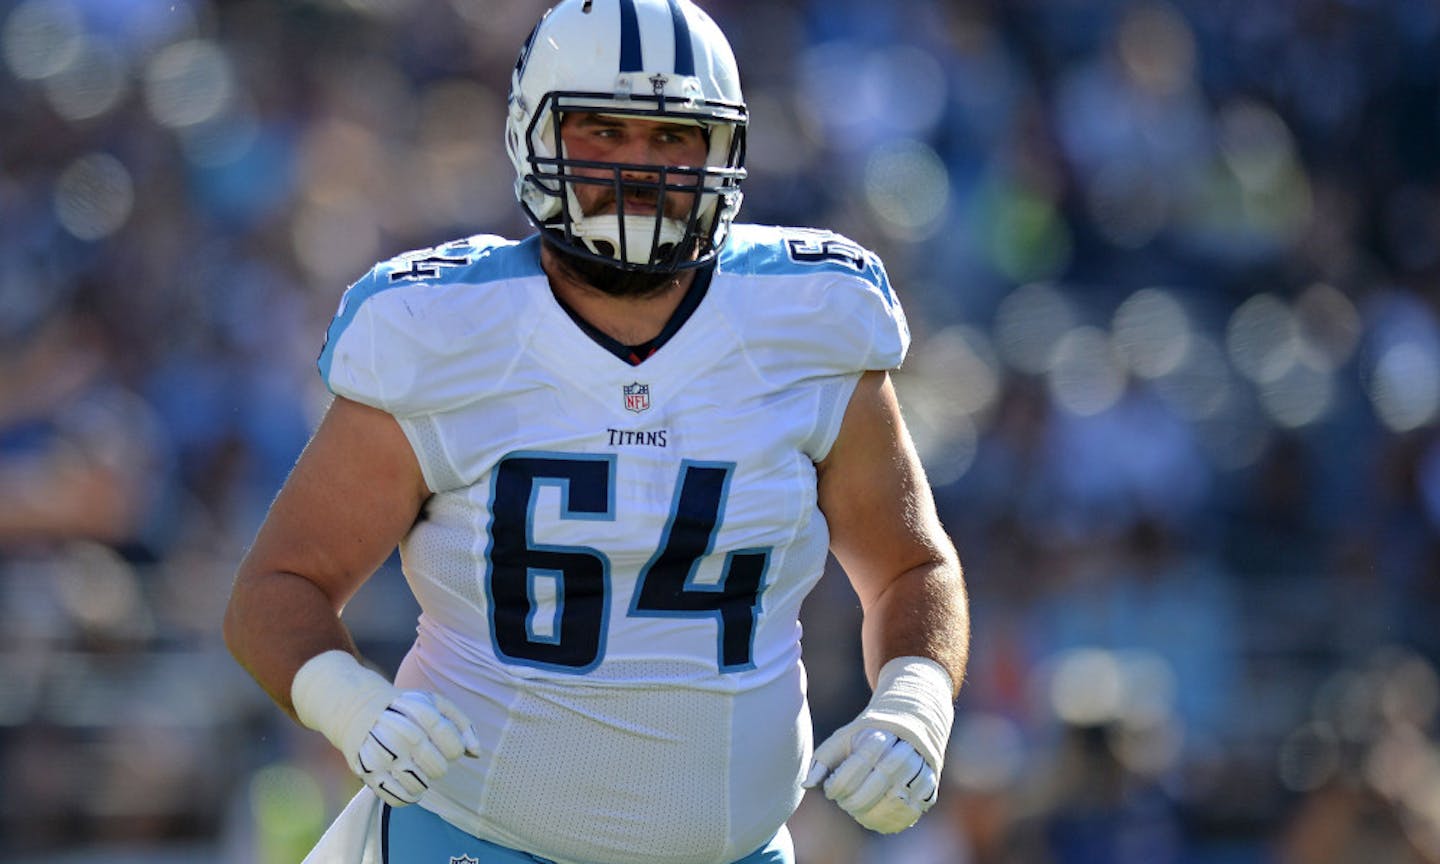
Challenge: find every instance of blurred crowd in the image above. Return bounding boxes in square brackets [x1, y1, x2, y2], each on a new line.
[1, 0, 1438, 861]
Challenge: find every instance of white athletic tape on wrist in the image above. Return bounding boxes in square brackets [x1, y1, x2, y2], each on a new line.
[853, 656, 955, 778]
[291, 650, 398, 764]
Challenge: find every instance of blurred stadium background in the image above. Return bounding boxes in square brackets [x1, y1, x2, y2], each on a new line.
[2, 0, 1439, 861]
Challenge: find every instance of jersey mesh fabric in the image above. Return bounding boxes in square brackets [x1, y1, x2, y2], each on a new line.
[402, 413, 466, 492]
[402, 495, 487, 611]
[481, 683, 729, 862]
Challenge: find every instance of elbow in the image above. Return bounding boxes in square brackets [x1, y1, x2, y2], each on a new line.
[221, 571, 257, 667]
[221, 586, 243, 664]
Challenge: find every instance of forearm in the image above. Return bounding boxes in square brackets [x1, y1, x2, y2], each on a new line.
[808, 554, 968, 833]
[226, 568, 481, 810]
[858, 557, 969, 697]
[223, 568, 359, 721]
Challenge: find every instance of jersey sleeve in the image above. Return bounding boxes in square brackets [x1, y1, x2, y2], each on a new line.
[318, 266, 449, 416]
[318, 236, 523, 417]
[728, 226, 911, 377]
[806, 246, 909, 460]
[319, 265, 394, 412]
[819, 238, 909, 373]
[722, 226, 912, 460]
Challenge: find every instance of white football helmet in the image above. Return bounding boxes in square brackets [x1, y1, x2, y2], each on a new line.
[505, 0, 747, 272]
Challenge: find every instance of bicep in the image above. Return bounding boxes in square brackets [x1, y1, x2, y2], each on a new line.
[816, 370, 952, 608]
[237, 395, 430, 610]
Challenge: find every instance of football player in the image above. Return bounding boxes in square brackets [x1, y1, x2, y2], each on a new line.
[223, 1, 970, 861]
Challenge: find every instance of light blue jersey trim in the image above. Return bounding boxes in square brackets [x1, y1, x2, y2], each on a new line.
[720, 225, 896, 305]
[317, 234, 542, 385]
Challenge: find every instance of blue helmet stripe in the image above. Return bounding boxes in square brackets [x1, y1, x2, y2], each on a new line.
[665, 0, 695, 76]
[618, 0, 643, 72]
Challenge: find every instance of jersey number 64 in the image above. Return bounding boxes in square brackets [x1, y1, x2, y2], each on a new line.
[486, 453, 769, 674]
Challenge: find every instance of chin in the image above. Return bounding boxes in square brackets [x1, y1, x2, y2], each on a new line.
[544, 237, 682, 299]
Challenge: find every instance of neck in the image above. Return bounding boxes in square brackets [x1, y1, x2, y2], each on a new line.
[541, 242, 695, 346]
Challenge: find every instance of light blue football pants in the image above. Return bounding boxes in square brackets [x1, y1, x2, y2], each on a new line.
[381, 802, 795, 864]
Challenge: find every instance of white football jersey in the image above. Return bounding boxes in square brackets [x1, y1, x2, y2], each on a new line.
[319, 224, 909, 864]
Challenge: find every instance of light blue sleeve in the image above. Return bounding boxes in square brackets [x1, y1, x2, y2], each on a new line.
[318, 264, 393, 410]
[725, 225, 911, 375]
[316, 235, 535, 416]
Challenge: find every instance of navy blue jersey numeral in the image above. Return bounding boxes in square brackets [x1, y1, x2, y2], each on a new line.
[785, 236, 868, 271]
[388, 253, 472, 282]
[486, 454, 768, 673]
[487, 454, 615, 671]
[632, 462, 766, 672]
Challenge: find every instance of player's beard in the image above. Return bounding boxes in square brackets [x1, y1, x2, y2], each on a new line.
[542, 235, 685, 299]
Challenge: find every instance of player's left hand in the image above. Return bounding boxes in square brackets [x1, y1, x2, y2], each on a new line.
[801, 656, 954, 833]
[803, 726, 938, 833]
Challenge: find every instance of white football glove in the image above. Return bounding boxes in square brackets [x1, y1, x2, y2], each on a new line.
[803, 656, 954, 834]
[291, 650, 482, 808]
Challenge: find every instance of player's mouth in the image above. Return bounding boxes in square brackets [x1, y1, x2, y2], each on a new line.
[590, 190, 668, 217]
[617, 198, 658, 215]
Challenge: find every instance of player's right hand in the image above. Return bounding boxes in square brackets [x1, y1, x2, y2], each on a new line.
[351, 690, 483, 807]
[291, 650, 482, 808]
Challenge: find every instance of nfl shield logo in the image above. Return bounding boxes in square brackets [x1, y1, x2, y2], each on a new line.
[623, 382, 651, 413]
[449, 856, 479, 864]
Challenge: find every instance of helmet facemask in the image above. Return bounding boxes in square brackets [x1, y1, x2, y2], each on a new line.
[515, 90, 747, 273]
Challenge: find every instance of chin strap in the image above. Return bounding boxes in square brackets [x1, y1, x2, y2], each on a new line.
[559, 183, 711, 266]
[570, 212, 688, 265]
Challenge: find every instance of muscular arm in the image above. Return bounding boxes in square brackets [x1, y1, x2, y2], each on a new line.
[817, 370, 969, 695]
[222, 395, 430, 720]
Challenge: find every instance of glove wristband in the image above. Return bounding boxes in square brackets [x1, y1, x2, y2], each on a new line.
[857, 656, 955, 778]
[291, 650, 398, 766]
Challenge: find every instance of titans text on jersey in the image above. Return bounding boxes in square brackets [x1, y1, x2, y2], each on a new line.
[607, 428, 670, 447]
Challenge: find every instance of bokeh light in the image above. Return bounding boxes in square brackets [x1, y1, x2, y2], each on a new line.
[1116, 2, 1196, 97]
[1293, 281, 1361, 372]
[1, 0, 83, 81]
[1217, 98, 1314, 240]
[176, 99, 261, 167]
[897, 325, 998, 486]
[1226, 293, 1301, 384]
[1151, 331, 1233, 421]
[290, 195, 382, 284]
[1368, 341, 1440, 433]
[862, 139, 950, 241]
[40, 35, 128, 122]
[1049, 648, 1127, 727]
[946, 713, 1026, 792]
[1047, 325, 1127, 417]
[143, 38, 237, 129]
[979, 179, 1074, 283]
[796, 41, 947, 153]
[1112, 288, 1192, 379]
[53, 152, 134, 240]
[994, 281, 1079, 374]
[1256, 363, 1333, 429]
